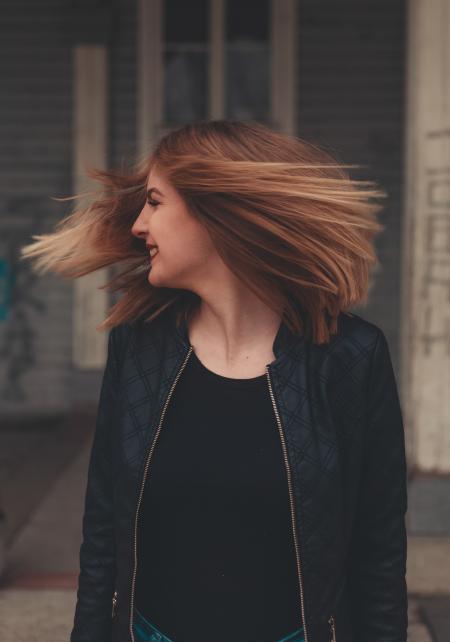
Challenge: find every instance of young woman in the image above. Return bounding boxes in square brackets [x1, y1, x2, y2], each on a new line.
[21, 120, 408, 642]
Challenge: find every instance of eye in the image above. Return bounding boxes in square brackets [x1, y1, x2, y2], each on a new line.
[147, 198, 160, 208]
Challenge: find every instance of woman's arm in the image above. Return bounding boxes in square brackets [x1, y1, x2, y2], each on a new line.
[70, 327, 122, 642]
[348, 328, 408, 642]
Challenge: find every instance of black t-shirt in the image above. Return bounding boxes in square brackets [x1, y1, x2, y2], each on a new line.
[135, 348, 301, 642]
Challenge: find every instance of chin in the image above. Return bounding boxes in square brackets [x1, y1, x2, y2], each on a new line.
[148, 268, 162, 286]
[148, 265, 188, 291]
[148, 264, 170, 288]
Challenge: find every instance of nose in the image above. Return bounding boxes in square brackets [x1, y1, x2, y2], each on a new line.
[131, 205, 149, 240]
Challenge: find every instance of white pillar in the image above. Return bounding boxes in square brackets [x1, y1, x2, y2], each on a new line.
[402, 0, 450, 472]
[72, 45, 109, 369]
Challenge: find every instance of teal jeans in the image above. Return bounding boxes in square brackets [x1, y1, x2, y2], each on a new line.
[132, 607, 305, 642]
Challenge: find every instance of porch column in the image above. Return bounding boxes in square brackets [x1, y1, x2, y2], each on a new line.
[402, 0, 450, 475]
[72, 45, 109, 369]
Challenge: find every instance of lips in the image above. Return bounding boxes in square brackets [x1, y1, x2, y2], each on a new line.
[146, 243, 158, 257]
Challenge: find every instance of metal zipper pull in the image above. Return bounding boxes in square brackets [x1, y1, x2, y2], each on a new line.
[112, 590, 118, 618]
[328, 614, 336, 642]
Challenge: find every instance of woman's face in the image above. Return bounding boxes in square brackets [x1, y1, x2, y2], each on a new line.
[131, 166, 219, 290]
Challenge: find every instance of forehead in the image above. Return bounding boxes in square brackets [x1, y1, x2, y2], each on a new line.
[146, 168, 182, 202]
[146, 166, 167, 188]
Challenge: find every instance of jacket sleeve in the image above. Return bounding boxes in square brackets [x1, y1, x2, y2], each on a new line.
[348, 328, 408, 642]
[70, 327, 121, 642]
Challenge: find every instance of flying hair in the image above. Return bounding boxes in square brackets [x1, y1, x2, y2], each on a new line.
[20, 119, 387, 344]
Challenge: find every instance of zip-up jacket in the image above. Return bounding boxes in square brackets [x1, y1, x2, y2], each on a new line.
[70, 309, 408, 642]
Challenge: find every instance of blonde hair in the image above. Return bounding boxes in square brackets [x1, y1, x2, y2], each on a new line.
[21, 119, 386, 344]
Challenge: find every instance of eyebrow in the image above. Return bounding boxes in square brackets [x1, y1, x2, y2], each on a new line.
[147, 187, 164, 198]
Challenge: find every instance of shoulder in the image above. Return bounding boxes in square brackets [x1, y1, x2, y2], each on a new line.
[108, 310, 169, 359]
[338, 312, 394, 368]
[338, 313, 397, 387]
[335, 311, 385, 350]
[311, 311, 390, 381]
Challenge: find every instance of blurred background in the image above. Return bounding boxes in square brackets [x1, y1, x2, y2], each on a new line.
[0, 0, 449, 640]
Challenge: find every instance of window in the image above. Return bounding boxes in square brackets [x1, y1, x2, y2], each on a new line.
[225, 0, 270, 121]
[163, 0, 210, 123]
[137, 0, 297, 151]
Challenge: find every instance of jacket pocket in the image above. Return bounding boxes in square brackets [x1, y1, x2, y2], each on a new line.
[328, 574, 355, 642]
[327, 573, 346, 642]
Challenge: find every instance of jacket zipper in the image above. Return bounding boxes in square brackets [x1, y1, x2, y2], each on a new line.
[126, 348, 312, 642]
[328, 614, 336, 642]
[265, 365, 309, 642]
[129, 346, 194, 642]
[112, 590, 118, 618]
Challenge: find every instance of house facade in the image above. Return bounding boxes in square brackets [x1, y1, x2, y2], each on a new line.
[1, 0, 448, 534]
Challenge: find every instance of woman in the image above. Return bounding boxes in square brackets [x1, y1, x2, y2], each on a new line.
[21, 120, 408, 642]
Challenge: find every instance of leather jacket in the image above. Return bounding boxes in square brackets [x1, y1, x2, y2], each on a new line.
[70, 309, 408, 642]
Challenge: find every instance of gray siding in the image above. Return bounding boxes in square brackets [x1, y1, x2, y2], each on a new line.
[296, 0, 407, 376]
[0, 0, 139, 414]
[0, 0, 73, 414]
[110, 0, 138, 168]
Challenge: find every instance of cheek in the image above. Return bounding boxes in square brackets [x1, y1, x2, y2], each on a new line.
[167, 215, 213, 255]
[157, 238, 214, 276]
[154, 203, 216, 262]
[167, 242, 213, 269]
[183, 232, 216, 266]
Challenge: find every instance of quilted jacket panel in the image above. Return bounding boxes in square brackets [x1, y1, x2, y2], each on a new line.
[70, 310, 408, 642]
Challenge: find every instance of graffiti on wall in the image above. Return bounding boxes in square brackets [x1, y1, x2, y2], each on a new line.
[0, 198, 48, 402]
[420, 129, 450, 356]
[0, 259, 12, 321]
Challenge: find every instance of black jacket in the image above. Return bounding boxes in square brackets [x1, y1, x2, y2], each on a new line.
[70, 309, 408, 642]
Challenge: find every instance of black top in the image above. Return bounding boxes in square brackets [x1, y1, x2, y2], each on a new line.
[135, 348, 301, 642]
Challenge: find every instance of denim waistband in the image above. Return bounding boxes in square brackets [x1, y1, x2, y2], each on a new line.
[132, 607, 305, 642]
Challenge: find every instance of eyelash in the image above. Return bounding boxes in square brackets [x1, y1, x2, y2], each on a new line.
[147, 198, 159, 208]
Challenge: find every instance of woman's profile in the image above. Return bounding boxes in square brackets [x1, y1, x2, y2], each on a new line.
[21, 120, 408, 642]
